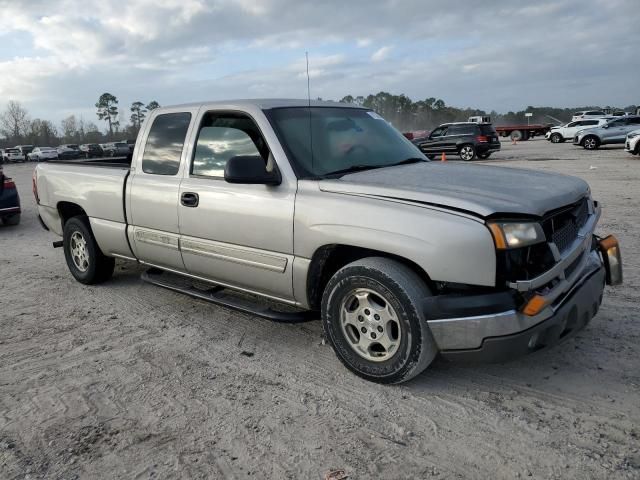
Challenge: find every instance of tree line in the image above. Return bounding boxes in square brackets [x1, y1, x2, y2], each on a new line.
[340, 93, 638, 132]
[0, 93, 160, 148]
[1, 91, 637, 148]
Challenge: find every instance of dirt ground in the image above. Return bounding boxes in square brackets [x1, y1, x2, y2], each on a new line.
[1, 138, 639, 479]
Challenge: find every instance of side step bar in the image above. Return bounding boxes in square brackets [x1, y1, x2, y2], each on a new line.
[141, 268, 317, 323]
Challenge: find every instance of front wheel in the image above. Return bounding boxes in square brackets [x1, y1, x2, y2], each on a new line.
[550, 133, 563, 143]
[459, 144, 477, 161]
[582, 136, 600, 150]
[321, 257, 438, 384]
[63, 216, 115, 284]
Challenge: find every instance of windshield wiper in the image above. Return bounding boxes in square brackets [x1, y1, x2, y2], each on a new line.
[324, 164, 383, 178]
[322, 158, 428, 179]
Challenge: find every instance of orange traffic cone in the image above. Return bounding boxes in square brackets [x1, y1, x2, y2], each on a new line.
[511, 136, 518, 145]
[441, 152, 447, 162]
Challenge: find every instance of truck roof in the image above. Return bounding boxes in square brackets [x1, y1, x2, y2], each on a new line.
[157, 98, 363, 111]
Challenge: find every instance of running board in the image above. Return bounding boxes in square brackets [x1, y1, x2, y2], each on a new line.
[141, 268, 317, 323]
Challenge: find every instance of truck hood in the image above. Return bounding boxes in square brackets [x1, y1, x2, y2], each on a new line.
[318, 162, 589, 218]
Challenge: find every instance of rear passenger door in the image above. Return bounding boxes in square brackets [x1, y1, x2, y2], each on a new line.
[177, 109, 297, 301]
[127, 108, 196, 271]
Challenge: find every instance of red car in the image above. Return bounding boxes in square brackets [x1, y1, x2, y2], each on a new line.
[0, 166, 21, 225]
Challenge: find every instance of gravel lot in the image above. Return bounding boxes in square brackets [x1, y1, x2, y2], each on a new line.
[1, 138, 639, 479]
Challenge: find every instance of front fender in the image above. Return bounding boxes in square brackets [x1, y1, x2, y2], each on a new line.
[294, 181, 497, 287]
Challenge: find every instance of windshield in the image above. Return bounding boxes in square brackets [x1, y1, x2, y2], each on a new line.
[267, 107, 426, 178]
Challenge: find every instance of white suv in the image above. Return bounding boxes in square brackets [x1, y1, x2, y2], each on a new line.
[625, 129, 640, 155]
[546, 118, 609, 143]
[571, 110, 607, 122]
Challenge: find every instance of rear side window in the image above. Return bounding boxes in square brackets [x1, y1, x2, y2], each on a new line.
[142, 112, 192, 175]
[582, 120, 598, 126]
[479, 124, 497, 135]
[191, 112, 267, 178]
[447, 125, 477, 135]
[628, 117, 640, 125]
[586, 111, 605, 116]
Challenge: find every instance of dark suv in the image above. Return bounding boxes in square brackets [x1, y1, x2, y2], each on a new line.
[416, 122, 501, 161]
[79, 143, 103, 158]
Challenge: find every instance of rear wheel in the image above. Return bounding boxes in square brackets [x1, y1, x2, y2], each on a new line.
[459, 144, 476, 161]
[582, 136, 600, 150]
[321, 257, 438, 384]
[63, 216, 115, 284]
[550, 133, 563, 143]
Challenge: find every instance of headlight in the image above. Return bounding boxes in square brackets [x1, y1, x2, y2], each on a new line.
[487, 221, 546, 249]
[628, 132, 640, 139]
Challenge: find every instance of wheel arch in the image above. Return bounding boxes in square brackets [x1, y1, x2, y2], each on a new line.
[57, 201, 88, 229]
[305, 244, 435, 311]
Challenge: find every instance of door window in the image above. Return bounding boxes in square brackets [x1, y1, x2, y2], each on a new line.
[430, 127, 446, 138]
[191, 112, 268, 178]
[141, 112, 192, 175]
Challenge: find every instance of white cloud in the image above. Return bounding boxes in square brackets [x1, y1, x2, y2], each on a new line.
[371, 46, 393, 62]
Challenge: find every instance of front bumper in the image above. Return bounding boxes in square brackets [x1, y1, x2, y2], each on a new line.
[432, 257, 605, 362]
[424, 220, 621, 363]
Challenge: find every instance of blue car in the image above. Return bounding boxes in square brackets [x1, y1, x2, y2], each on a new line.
[0, 166, 21, 225]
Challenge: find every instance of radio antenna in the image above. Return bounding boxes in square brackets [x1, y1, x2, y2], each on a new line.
[306, 51, 314, 172]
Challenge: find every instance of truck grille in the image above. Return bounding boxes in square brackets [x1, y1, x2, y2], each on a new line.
[543, 197, 589, 254]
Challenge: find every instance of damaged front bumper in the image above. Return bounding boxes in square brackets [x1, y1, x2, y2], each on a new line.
[424, 231, 622, 362]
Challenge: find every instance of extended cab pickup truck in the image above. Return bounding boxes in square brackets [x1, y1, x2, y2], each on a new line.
[34, 99, 623, 384]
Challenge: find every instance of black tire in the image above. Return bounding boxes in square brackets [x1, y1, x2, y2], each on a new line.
[582, 136, 600, 150]
[458, 144, 477, 161]
[63, 216, 115, 285]
[321, 257, 438, 384]
[550, 133, 563, 143]
[477, 152, 491, 159]
[2, 214, 20, 226]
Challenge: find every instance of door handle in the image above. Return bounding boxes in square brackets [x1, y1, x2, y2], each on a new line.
[181, 192, 199, 207]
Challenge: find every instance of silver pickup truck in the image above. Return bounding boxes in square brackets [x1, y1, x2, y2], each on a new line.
[34, 99, 623, 384]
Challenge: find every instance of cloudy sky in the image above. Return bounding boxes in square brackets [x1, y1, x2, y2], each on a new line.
[0, 0, 637, 127]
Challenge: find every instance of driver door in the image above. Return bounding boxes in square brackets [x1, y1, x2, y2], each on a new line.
[419, 126, 448, 154]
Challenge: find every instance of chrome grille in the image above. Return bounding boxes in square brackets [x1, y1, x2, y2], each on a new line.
[544, 198, 589, 254]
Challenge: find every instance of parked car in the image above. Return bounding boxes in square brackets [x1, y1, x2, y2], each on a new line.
[79, 144, 103, 158]
[573, 116, 640, 149]
[625, 129, 640, 155]
[15, 145, 34, 161]
[545, 118, 610, 143]
[416, 122, 501, 160]
[33, 99, 622, 384]
[28, 147, 59, 161]
[101, 142, 130, 157]
[571, 110, 607, 122]
[0, 166, 21, 225]
[57, 144, 81, 160]
[2, 148, 24, 163]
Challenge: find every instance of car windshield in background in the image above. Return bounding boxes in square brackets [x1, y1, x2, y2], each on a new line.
[267, 107, 426, 178]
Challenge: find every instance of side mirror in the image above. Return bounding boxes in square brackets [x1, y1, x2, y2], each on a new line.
[224, 155, 281, 185]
